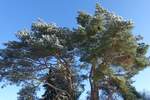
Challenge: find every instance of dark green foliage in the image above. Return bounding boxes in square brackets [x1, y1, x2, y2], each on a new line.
[17, 85, 37, 100]
[0, 3, 149, 100]
[41, 68, 70, 100]
[73, 3, 149, 100]
[0, 21, 78, 100]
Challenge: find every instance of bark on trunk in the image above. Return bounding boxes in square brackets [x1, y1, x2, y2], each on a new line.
[56, 56, 75, 100]
[91, 81, 99, 100]
[90, 62, 99, 100]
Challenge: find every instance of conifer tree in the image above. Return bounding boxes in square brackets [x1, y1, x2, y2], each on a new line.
[72, 3, 150, 100]
[0, 21, 81, 100]
[0, 3, 149, 100]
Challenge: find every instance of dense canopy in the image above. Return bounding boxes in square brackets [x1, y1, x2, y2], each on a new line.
[0, 3, 149, 100]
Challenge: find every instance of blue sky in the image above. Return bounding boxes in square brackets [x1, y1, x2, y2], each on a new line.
[0, 0, 150, 100]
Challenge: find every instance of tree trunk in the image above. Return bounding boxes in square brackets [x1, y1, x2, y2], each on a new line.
[58, 56, 75, 100]
[90, 62, 99, 100]
[68, 72, 75, 100]
[91, 81, 99, 100]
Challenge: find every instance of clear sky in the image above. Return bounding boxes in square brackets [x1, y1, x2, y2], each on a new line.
[0, 0, 150, 100]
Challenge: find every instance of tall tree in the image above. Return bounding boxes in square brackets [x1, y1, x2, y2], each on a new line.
[73, 3, 150, 100]
[0, 3, 149, 100]
[0, 21, 82, 100]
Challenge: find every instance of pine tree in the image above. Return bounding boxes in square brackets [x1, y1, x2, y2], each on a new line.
[0, 3, 149, 100]
[0, 21, 81, 100]
[73, 3, 150, 100]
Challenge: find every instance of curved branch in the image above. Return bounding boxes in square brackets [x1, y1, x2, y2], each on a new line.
[32, 78, 71, 99]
